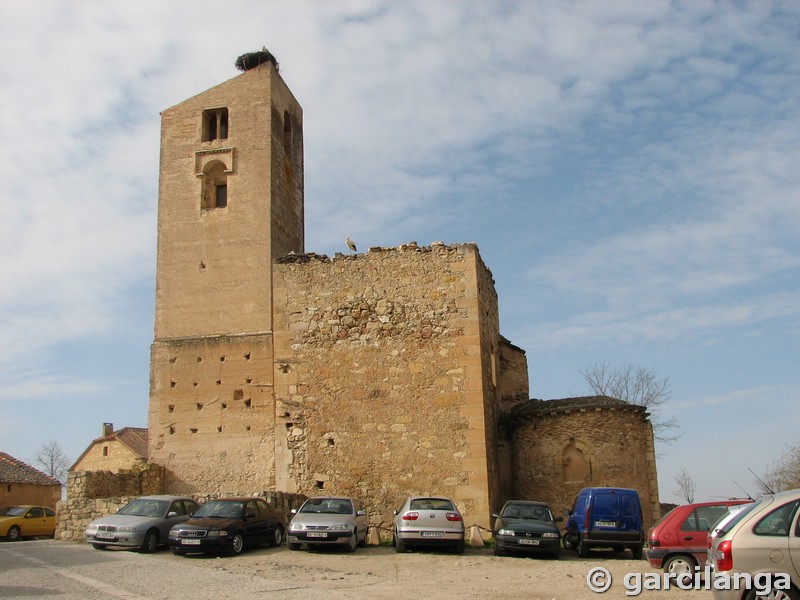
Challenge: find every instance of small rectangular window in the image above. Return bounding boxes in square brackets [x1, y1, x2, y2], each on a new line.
[216, 185, 227, 208]
[202, 108, 229, 141]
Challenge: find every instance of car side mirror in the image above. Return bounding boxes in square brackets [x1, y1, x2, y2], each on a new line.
[245, 512, 256, 520]
[491, 513, 501, 519]
[357, 510, 367, 516]
[167, 511, 178, 518]
[555, 516, 564, 522]
[393, 510, 399, 516]
[563, 508, 571, 517]
[290, 508, 297, 514]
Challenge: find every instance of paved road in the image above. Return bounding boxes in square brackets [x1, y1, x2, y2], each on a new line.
[1, 539, 704, 600]
[0, 540, 315, 600]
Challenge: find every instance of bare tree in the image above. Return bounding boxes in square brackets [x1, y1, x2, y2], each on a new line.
[581, 362, 680, 443]
[675, 468, 696, 503]
[759, 444, 800, 493]
[36, 440, 70, 484]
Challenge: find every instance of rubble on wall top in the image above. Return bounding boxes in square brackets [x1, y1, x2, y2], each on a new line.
[276, 241, 479, 264]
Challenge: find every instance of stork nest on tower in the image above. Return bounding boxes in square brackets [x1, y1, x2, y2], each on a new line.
[235, 48, 279, 72]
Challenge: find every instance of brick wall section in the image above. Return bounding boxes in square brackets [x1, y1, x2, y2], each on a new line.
[148, 334, 276, 493]
[272, 242, 511, 530]
[508, 399, 661, 528]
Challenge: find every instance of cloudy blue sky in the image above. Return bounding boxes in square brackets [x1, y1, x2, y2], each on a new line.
[1, 0, 798, 505]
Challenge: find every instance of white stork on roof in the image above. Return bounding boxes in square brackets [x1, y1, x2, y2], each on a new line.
[345, 236, 357, 253]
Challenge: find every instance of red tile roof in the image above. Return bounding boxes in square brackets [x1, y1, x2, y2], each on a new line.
[0, 452, 61, 486]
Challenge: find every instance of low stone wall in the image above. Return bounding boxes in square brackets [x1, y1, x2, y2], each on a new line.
[56, 465, 307, 542]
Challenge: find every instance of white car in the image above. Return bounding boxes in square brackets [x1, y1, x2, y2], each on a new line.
[393, 496, 465, 554]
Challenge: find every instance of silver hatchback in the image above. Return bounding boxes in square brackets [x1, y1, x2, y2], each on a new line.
[393, 496, 465, 554]
[709, 488, 800, 600]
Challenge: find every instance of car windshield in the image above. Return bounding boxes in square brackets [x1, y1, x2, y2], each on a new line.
[193, 501, 245, 519]
[0, 506, 26, 517]
[117, 499, 169, 518]
[502, 504, 552, 520]
[409, 498, 454, 511]
[300, 498, 353, 514]
[715, 498, 763, 537]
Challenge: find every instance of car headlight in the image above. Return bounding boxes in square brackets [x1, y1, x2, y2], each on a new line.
[329, 524, 348, 531]
[289, 522, 307, 531]
[116, 527, 137, 533]
[497, 528, 513, 536]
[207, 530, 228, 537]
[85, 525, 98, 533]
[542, 532, 559, 538]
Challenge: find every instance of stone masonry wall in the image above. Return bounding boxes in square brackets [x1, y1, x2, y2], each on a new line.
[511, 406, 659, 528]
[273, 242, 501, 531]
[71, 441, 144, 473]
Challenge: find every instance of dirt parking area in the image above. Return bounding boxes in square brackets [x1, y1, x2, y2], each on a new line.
[171, 544, 706, 600]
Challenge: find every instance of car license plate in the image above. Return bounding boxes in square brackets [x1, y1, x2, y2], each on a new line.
[421, 531, 444, 537]
[595, 521, 616, 528]
[519, 539, 540, 545]
[95, 532, 116, 540]
[307, 532, 328, 538]
[181, 539, 201, 545]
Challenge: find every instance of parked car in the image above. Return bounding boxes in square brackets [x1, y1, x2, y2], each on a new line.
[169, 497, 285, 556]
[0, 505, 56, 541]
[563, 487, 644, 559]
[646, 499, 752, 574]
[287, 496, 368, 552]
[705, 503, 754, 567]
[84, 495, 199, 552]
[393, 496, 465, 554]
[492, 500, 562, 558]
[709, 488, 800, 600]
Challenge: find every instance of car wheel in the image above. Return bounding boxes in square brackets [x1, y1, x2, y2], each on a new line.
[288, 541, 302, 551]
[140, 529, 159, 553]
[229, 532, 245, 555]
[577, 539, 589, 558]
[494, 544, 505, 557]
[631, 544, 644, 560]
[454, 540, 465, 555]
[562, 531, 578, 550]
[395, 534, 406, 553]
[663, 554, 695, 575]
[345, 529, 358, 553]
[358, 529, 367, 548]
[269, 526, 283, 548]
[6, 525, 21, 541]
[744, 584, 800, 600]
[92, 543, 108, 550]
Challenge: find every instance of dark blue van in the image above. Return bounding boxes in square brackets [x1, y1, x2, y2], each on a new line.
[563, 487, 644, 559]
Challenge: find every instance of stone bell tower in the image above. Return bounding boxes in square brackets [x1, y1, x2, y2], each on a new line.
[148, 53, 304, 492]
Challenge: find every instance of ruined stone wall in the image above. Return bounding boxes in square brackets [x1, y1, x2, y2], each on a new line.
[56, 466, 305, 542]
[273, 243, 501, 529]
[148, 334, 276, 494]
[511, 406, 659, 527]
[71, 441, 144, 473]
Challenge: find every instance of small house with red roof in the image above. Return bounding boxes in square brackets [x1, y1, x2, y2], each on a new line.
[70, 423, 148, 473]
[0, 452, 62, 508]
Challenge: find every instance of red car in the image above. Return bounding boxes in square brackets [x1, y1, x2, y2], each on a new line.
[646, 499, 751, 574]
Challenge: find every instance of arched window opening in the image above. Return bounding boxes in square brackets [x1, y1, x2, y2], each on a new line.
[202, 161, 228, 210]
